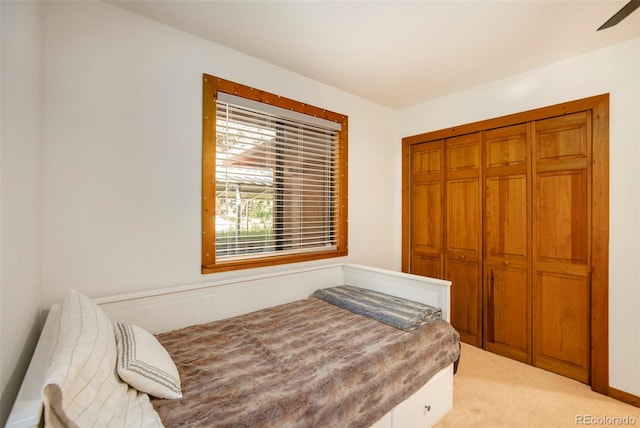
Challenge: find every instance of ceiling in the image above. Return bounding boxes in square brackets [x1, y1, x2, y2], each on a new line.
[107, 0, 640, 109]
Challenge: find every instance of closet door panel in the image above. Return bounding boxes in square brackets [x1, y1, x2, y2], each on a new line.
[483, 176, 530, 362]
[485, 175, 528, 260]
[533, 271, 590, 383]
[412, 182, 442, 254]
[446, 178, 481, 255]
[412, 142, 443, 175]
[447, 258, 482, 347]
[447, 135, 480, 173]
[483, 124, 531, 362]
[411, 254, 442, 278]
[445, 133, 482, 346]
[484, 263, 530, 362]
[533, 112, 591, 383]
[410, 141, 444, 278]
[485, 124, 528, 168]
[446, 134, 481, 260]
[535, 112, 588, 162]
[535, 170, 589, 266]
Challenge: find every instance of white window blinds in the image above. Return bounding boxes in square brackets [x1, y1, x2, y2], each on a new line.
[215, 95, 340, 259]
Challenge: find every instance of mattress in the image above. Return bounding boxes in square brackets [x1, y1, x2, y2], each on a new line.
[151, 296, 460, 428]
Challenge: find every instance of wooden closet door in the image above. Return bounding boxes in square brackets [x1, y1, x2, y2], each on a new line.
[445, 133, 482, 346]
[532, 112, 591, 383]
[483, 124, 531, 363]
[410, 141, 444, 278]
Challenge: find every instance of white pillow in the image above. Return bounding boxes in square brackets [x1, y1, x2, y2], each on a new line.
[42, 290, 163, 428]
[114, 322, 182, 399]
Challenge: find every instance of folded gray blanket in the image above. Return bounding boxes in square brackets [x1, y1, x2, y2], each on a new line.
[312, 285, 441, 331]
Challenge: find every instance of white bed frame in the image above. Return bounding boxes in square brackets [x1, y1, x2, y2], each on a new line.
[6, 263, 454, 428]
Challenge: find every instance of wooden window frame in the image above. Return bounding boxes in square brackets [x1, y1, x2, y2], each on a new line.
[202, 74, 348, 274]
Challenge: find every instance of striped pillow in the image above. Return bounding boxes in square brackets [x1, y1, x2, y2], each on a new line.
[115, 322, 182, 399]
[42, 290, 162, 427]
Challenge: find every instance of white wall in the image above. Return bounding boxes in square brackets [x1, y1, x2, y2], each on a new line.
[396, 37, 640, 396]
[0, 1, 44, 424]
[3, 0, 638, 419]
[41, 0, 398, 307]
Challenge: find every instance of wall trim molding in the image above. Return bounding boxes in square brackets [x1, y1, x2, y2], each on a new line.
[608, 387, 640, 409]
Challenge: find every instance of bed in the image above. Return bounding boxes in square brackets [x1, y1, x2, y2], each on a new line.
[6, 263, 460, 428]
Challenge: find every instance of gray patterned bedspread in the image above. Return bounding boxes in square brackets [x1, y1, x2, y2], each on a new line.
[151, 296, 460, 428]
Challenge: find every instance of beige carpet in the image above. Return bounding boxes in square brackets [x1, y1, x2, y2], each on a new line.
[434, 343, 640, 428]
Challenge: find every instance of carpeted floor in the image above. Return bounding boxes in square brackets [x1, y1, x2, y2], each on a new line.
[434, 343, 640, 428]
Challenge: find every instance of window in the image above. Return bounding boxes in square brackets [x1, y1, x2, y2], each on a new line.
[202, 74, 348, 273]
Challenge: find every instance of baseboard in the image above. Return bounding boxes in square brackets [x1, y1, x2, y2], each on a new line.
[608, 386, 640, 408]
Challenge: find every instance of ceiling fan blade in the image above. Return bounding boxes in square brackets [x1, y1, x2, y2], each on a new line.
[598, 0, 640, 31]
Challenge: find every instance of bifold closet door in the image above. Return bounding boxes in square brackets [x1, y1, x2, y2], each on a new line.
[483, 124, 531, 363]
[445, 133, 482, 347]
[404, 95, 608, 388]
[532, 112, 591, 383]
[410, 141, 444, 279]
